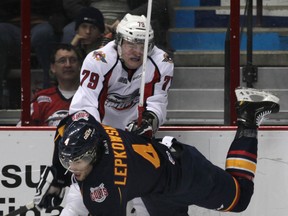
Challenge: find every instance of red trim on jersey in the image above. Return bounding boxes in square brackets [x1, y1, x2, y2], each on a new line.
[99, 70, 113, 121]
[223, 177, 240, 212]
[143, 66, 161, 106]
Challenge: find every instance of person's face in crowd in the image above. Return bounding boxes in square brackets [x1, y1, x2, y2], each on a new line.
[51, 49, 80, 83]
[78, 23, 102, 45]
[121, 40, 144, 69]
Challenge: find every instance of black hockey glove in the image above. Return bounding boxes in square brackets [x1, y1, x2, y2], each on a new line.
[125, 111, 159, 138]
[33, 166, 65, 210]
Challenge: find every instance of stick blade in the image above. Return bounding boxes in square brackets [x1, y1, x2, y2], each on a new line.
[5, 201, 35, 216]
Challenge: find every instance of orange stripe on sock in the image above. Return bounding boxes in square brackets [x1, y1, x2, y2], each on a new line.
[226, 158, 256, 174]
[223, 177, 240, 212]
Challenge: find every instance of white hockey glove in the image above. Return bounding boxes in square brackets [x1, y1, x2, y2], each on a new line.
[33, 166, 65, 210]
[126, 111, 159, 138]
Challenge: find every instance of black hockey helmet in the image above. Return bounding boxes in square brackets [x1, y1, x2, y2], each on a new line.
[58, 111, 100, 169]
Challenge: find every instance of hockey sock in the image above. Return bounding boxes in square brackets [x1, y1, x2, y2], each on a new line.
[225, 136, 258, 181]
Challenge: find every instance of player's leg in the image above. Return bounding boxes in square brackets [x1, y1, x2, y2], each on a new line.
[170, 87, 280, 212]
[224, 87, 280, 211]
[141, 194, 189, 216]
[136, 87, 280, 215]
[60, 182, 89, 216]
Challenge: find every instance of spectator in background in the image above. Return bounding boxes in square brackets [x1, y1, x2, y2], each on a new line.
[63, 0, 171, 51]
[61, 0, 91, 43]
[0, 0, 71, 109]
[28, 44, 81, 126]
[70, 7, 113, 59]
[90, 0, 170, 50]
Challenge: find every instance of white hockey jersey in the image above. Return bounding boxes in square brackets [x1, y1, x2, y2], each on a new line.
[69, 41, 174, 130]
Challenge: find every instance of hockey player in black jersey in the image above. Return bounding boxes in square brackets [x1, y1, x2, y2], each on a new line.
[33, 87, 280, 216]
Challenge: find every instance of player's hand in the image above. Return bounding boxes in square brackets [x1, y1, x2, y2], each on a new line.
[126, 119, 153, 138]
[126, 111, 159, 138]
[71, 34, 89, 46]
[33, 166, 65, 210]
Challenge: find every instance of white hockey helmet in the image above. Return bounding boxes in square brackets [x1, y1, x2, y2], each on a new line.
[116, 13, 154, 55]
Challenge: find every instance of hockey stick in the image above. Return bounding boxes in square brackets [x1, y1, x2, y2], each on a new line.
[4, 201, 36, 216]
[138, 0, 153, 126]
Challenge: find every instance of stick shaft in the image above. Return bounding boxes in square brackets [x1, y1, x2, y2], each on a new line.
[138, 0, 153, 125]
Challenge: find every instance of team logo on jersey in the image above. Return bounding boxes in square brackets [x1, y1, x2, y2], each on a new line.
[37, 95, 52, 103]
[118, 73, 142, 84]
[132, 73, 142, 81]
[90, 183, 109, 203]
[105, 90, 139, 110]
[72, 111, 90, 121]
[93, 51, 107, 63]
[118, 77, 128, 84]
[162, 53, 173, 63]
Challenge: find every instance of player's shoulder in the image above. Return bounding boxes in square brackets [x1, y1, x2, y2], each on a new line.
[33, 86, 58, 97]
[31, 86, 59, 103]
[149, 46, 174, 66]
[85, 41, 118, 66]
[149, 46, 174, 75]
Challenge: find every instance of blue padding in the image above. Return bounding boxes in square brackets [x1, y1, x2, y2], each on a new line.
[179, 0, 221, 6]
[169, 32, 225, 50]
[175, 10, 288, 28]
[169, 32, 288, 51]
[175, 10, 195, 28]
[260, 17, 288, 27]
[179, 0, 200, 6]
[200, 0, 221, 6]
[240, 33, 286, 51]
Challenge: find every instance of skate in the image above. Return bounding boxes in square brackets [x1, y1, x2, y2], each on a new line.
[235, 87, 280, 127]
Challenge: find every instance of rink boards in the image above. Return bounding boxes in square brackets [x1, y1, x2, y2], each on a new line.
[0, 126, 288, 216]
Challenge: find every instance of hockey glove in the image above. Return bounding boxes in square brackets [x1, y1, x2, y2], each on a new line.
[126, 111, 159, 138]
[33, 166, 65, 210]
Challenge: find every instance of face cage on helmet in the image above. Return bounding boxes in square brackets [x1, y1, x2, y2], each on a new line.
[116, 33, 154, 56]
[59, 148, 97, 170]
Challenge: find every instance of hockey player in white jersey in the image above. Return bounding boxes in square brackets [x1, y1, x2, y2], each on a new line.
[61, 13, 174, 215]
[69, 13, 173, 132]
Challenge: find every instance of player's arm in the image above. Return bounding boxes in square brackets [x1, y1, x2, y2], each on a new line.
[69, 50, 113, 121]
[33, 116, 71, 210]
[126, 53, 174, 137]
[145, 53, 174, 126]
[33, 166, 66, 210]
